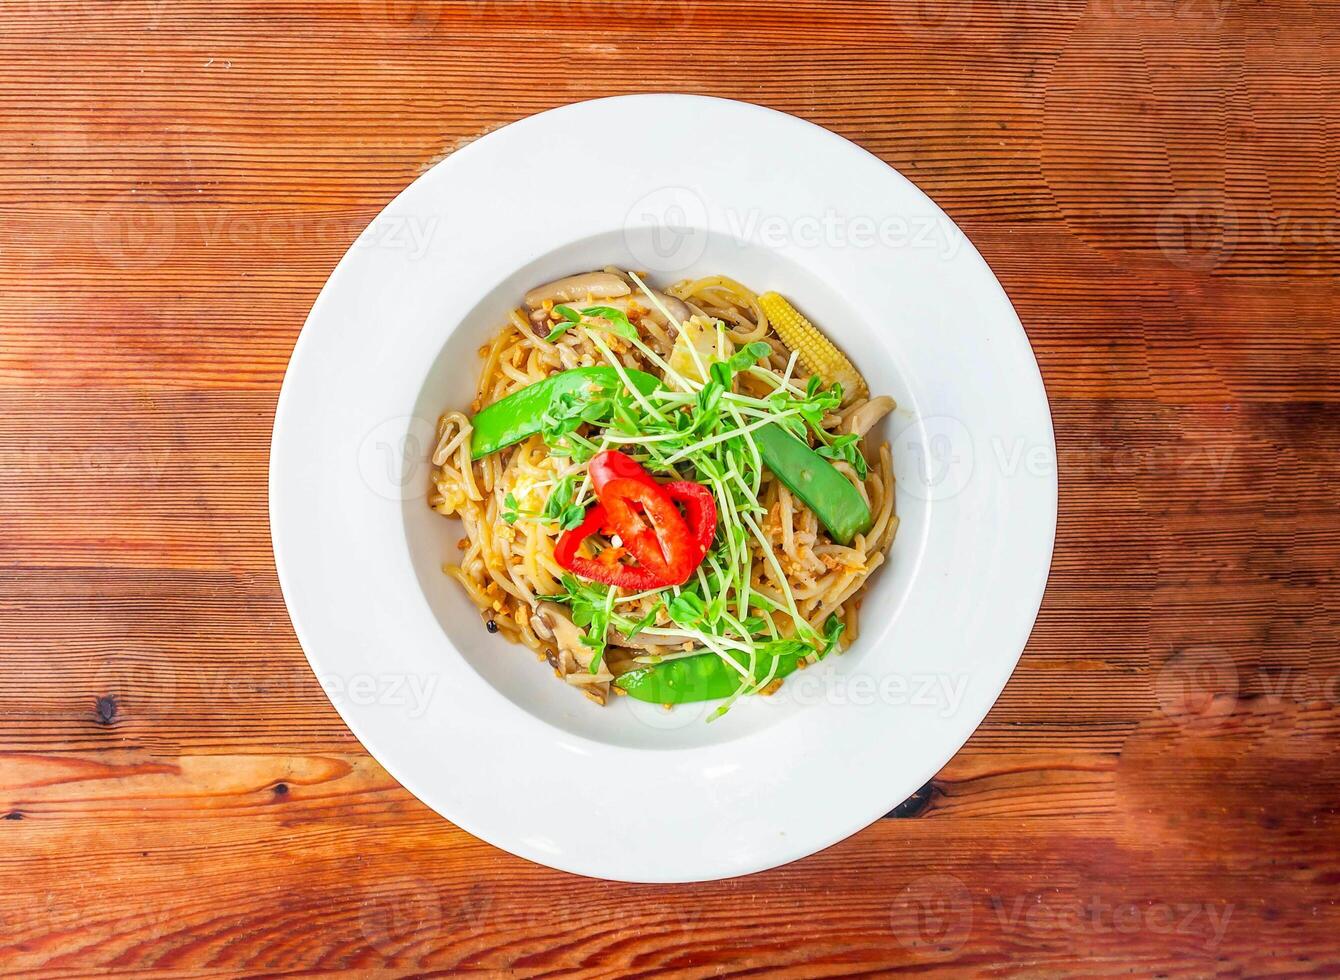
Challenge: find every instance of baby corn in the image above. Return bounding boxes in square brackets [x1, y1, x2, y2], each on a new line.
[759, 292, 867, 403]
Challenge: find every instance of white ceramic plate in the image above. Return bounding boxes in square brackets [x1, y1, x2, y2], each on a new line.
[270, 95, 1056, 882]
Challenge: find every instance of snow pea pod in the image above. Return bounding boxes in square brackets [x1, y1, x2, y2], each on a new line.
[614, 645, 807, 704]
[469, 366, 660, 459]
[754, 423, 872, 545]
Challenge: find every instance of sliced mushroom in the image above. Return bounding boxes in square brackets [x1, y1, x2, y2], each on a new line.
[524, 272, 631, 310]
[842, 395, 896, 439]
[530, 602, 591, 674]
[640, 292, 692, 326]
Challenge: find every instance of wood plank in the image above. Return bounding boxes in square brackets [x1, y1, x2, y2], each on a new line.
[1, 0, 1337, 973]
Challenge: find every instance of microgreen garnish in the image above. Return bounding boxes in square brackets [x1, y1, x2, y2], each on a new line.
[540, 475, 587, 530]
[575, 305, 640, 342]
[667, 592, 708, 628]
[544, 305, 584, 342]
[817, 432, 870, 478]
[501, 492, 521, 524]
[531, 284, 864, 714]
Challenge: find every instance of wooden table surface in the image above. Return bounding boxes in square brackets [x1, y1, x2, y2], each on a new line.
[3, 1, 1338, 975]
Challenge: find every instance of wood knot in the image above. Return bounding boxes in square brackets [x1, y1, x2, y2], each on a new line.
[273, 783, 289, 797]
[886, 781, 935, 819]
[4, 811, 22, 821]
[94, 694, 119, 726]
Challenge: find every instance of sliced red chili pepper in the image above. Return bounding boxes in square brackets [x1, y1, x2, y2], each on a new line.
[588, 449, 659, 496]
[560, 451, 717, 588]
[663, 480, 717, 556]
[590, 450, 716, 562]
[564, 555, 668, 590]
[553, 503, 668, 590]
[599, 477, 699, 585]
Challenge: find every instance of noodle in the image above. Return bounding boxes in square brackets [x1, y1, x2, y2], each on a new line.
[430, 268, 898, 708]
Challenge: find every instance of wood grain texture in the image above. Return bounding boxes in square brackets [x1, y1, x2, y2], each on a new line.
[2, 0, 1337, 974]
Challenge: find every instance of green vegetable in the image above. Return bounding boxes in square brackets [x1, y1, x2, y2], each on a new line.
[539, 475, 586, 530]
[483, 275, 882, 718]
[544, 305, 583, 342]
[754, 424, 872, 545]
[547, 304, 640, 344]
[616, 645, 807, 703]
[615, 615, 845, 705]
[574, 305, 640, 342]
[666, 592, 707, 628]
[724, 340, 774, 377]
[469, 366, 660, 459]
[816, 432, 869, 479]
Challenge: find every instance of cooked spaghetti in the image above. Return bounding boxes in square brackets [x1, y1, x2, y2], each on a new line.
[430, 268, 898, 716]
